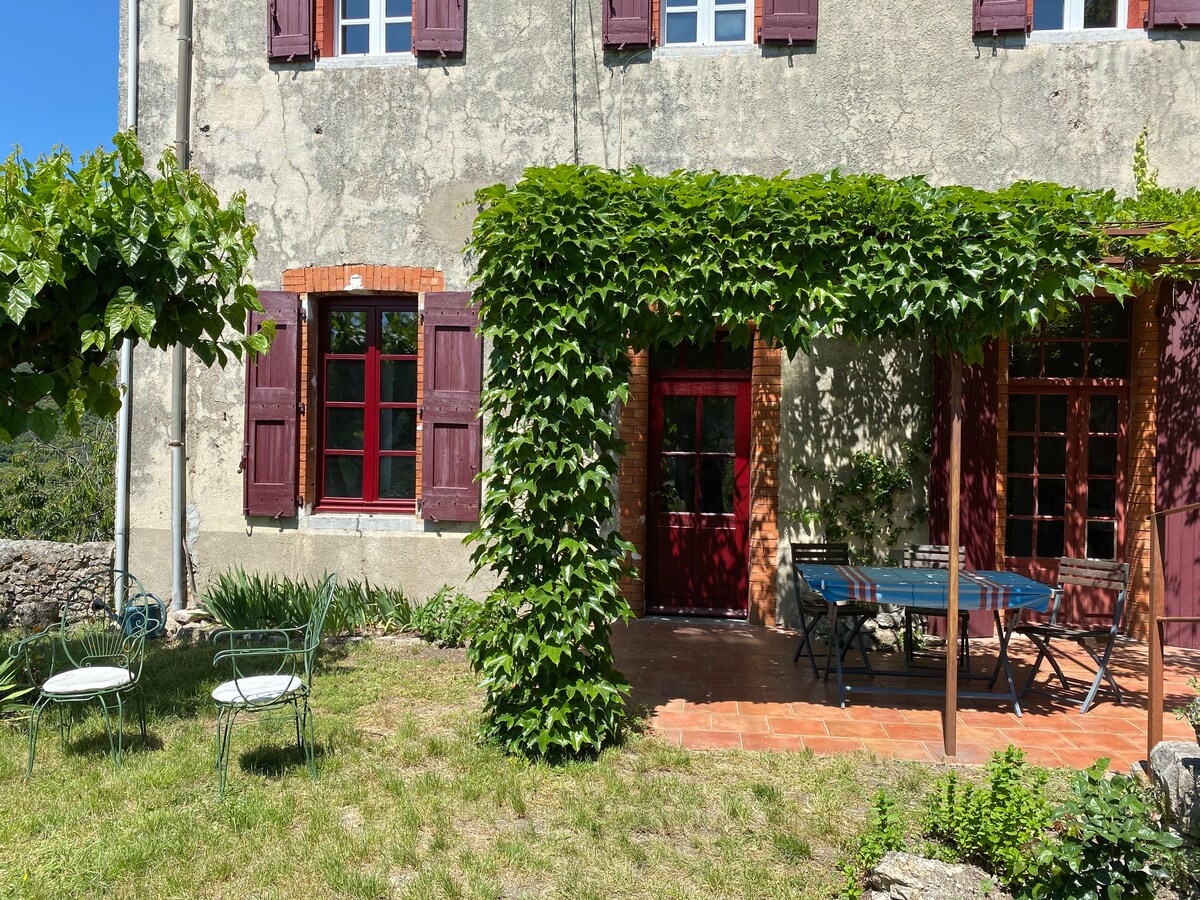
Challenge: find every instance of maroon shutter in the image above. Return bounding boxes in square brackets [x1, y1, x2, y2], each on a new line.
[929, 343, 999, 637]
[243, 291, 301, 518]
[760, 0, 818, 43]
[603, 0, 653, 48]
[973, 0, 1028, 34]
[1157, 282, 1200, 648]
[414, 0, 466, 54]
[267, 0, 313, 61]
[1147, 0, 1200, 26]
[421, 292, 482, 522]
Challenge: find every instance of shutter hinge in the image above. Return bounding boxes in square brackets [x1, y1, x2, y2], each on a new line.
[299, 308, 308, 322]
[297, 494, 305, 507]
[298, 401, 306, 415]
[238, 443, 249, 474]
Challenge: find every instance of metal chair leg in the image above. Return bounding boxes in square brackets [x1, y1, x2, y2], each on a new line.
[794, 609, 822, 679]
[302, 698, 317, 782]
[26, 696, 50, 779]
[217, 707, 238, 797]
[1080, 638, 1123, 713]
[96, 696, 119, 771]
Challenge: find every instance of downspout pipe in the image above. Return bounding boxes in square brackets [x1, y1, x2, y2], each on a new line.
[170, 0, 194, 613]
[115, 0, 139, 612]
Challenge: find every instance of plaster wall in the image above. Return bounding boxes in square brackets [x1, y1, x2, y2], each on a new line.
[123, 0, 1197, 604]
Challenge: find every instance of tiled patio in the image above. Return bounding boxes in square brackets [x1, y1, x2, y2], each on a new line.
[611, 616, 1200, 771]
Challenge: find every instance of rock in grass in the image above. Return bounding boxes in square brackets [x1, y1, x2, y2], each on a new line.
[1151, 741, 1200, 839]
[866, 852, 1011, 900]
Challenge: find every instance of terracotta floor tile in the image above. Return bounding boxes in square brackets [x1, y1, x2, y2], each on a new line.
[825, 720, 890, 740]
[767, 717, 830, 737]
[883, 722, 946, 743]
[653, 710, 712, 730]
[741, 733, 806, 752]
[900, 708, 945, 725]
[737, 701, 796, 717]
[696, 700, 742, 715]
[681, 730, 743, 750]
[804, 736, 867, 755]
[838, 705, 911, 723]
[862, 739, 937, 762]
[1055, 748, 1122, 770]
[655, 729, 683, 746]
[1061, 731, 1141, 753]
[711, 714, 769, 734]
[933, 741, 994, 764]
[999, 728, 1079, 750]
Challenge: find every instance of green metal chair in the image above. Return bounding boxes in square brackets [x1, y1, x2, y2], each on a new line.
[9, 570, 163, 777]
[211, 573, 338, 796]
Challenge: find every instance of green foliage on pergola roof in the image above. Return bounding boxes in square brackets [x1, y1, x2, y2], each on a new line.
[466, 162, 1197, 761]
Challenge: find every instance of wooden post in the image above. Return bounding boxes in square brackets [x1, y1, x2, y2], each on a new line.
[1148, 512, 1165, 764]
[945, 353, 962, 758]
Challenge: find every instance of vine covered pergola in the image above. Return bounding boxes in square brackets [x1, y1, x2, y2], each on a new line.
[465, 163, 1200, 761]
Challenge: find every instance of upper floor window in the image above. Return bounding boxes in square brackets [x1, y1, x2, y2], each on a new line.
[663, 0, 751, 46]
[338, 0, 412, 55]
[1032, 0, 1128, 30]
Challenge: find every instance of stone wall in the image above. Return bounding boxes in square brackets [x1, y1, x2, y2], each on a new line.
[0, 540, 115, 629]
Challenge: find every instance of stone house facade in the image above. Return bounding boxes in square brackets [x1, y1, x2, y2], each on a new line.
[121, 0, 1199, 634]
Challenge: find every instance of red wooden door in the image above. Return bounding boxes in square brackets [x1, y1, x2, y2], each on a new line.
[647, 377, 751, 616]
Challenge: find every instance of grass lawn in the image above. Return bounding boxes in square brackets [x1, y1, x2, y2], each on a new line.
[0, 637, 939, 899]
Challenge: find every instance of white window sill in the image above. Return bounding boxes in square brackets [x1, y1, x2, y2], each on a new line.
[1026, 27, 1147, 43]
[315, 54, 417, 69]
[654, 43, 758, 59]
[300, 511, 426, 533]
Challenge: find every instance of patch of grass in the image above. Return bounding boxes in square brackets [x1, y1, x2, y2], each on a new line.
[0, 635, 937, 899]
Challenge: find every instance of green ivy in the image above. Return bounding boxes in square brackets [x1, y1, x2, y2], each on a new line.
[467, 163, 1200, 760]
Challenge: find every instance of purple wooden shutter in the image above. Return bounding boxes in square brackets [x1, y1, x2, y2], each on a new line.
[603, 0, 653, 48]
[1147, 0, 1200, 26]
[421, 292, 482, 522]
[973, 0, 1028, 34]
[414, 0, 466, 54]
[267, 0, 313, 61]
[761, 0, 818, 43]
[243, 291, 301, 518]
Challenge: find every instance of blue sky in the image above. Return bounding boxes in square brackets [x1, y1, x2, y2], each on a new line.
[0, 1, 119, 161]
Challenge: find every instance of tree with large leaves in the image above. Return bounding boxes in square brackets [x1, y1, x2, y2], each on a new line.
[0, 131, 266, 441]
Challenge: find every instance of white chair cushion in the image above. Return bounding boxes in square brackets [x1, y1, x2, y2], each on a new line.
[42, 666, 133, 695]
[212, 675, 303, 706]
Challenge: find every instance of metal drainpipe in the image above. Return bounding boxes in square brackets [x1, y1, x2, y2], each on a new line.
[115, 0, 139, 613]
[170, 0, 193, 613]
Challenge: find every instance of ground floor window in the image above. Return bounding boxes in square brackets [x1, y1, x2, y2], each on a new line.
[1032, 0, 1128, 30]
[663, 0, 751, 45]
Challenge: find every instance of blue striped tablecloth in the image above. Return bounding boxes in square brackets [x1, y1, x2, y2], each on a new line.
[797, 565, 1052, 613]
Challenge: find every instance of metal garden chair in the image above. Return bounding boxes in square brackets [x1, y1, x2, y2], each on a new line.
[790, 542, 875, 678]
[1014, 557, 1130, 713]
[211, 572, 338, 796]
[902, 543, 972, 674]
[9, 570, 164, 777]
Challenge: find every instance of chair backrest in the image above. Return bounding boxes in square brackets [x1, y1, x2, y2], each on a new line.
[302, 573, 339, 679]
[60, 570, 155, 680]
[791, 542, 851, 566]
[1051, 557, 1129, 630]
[903, 544, 966, 569]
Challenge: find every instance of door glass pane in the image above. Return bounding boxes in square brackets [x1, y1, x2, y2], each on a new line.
[325, 408, 364, 450]
[1044, 342, 1085, 378]
[650, 346, 682, 371]
[1089, 396, 1119, 433]
[324, 456, 363, 498]
[1086, 521, 1116, 559]
[1088, 343, 1128, 379]
[662, 397, 696, 453]
[385, 22, 411, 53]
[378, 456, 416, 500]
[1006, 520, 1034, 557]
[380, 409, 416, 451]
[1089, 303, 1129, 339]
[327, 360, 365, 402]
[701, 396, 736, 453]
[380, 361, 417, 403]
[1009, 395, 1036, 432]
[1037, 478, 1066, 517]
[1086, 479, 1116, 518]
[1084, 0, 1117, 27]
[687, 341, 719, 370]
[1037, 520, 1065, 558]
[660, 456, 696, 513]
[713, 10, 746, 40]
[1088, 436, 1117, 476]
[1008, 478, 1034, 516]
[666, 11, 698, 42]
[1032, 0, 1065, 29]
[1040, 394, 1068, 433]
[329, 311, 367, 353]
[381, 311, 417, 354]
[1039, 437, 1066, 475]
[1008, 437, 1035, 474]
[1010, 342, 1041, 379]
[699, 457, 736, 514]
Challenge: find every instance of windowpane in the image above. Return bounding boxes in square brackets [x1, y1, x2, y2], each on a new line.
[385, 22, 412, 53]
[713, 9, 746, 40]
[1088, 343, 1128, 379]
[721, 338, 753, 370]
[1044, 342, 1085, 378]
[1008, 478, 1034, 516]
[326, 408, 364, 450]
[1010, 342, 1041, 379]
[1040, 394, 1068, 434]
[650, 346, 682, 371]
[324, 456, 363, 498]
[343, 0, 369, 19]
[1037, 478, 1066, 517]
[1037, 520, 1065, 558]
[1087, 521, 1116, 559]
[329, 311, 367, 352]
[327, 360, 365, 402]
[385, 0, 412, 16]
[380, 409, 416, 451]
[1084, 0, 1117, 27]
[1008, 436, 1035, 474]
[342, 24, 369, 54]
[1086, 479, 1116, 518]
[660, 456, 696, 513]
[1032, 0, 1065, 28]
[687, 341, 719, 370]
[380, 361, 417, 403]
[666, 11, 698, 43]
[1046, 305, 1086, 338]
[378, 456, 416, 500]
[381, 311, 417, 354]
[701, 396, 736, 453]
[1040, 436, 1066, 475]
[1010, 395, 1036, 432]
[1006, 520, 1034, 558]
[1089, 436, 1118, 476]
[1089, 303, 1129, 339]
[1089, 395, 1119, 433]
[699, 457, 736, 514]
[663, 397, 696, 453]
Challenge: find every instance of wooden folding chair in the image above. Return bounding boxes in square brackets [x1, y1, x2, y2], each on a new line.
[790, 542, 875, 679]
[902, 544, 972, 674]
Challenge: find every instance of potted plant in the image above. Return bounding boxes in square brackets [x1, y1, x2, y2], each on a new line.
[1173, 676, 1200, 745]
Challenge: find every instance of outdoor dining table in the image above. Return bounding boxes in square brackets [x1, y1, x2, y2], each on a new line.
[797, 564, 1054, 717]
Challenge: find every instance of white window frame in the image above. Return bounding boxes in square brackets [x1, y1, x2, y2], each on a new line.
[1031, 0, 1129, 32]
[661, 0, 752, 47]
[336, 0, 413, 56]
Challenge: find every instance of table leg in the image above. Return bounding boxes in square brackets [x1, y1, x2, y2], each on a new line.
[829, 603, 847, 708]
[994, 609, 1022, 717]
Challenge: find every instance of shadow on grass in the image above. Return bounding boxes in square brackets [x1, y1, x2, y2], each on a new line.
[62, 729, 165, 757]
[237, 741, 328, 779]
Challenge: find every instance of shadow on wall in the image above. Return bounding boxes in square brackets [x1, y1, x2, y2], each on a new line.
[776, 335, 931, 627]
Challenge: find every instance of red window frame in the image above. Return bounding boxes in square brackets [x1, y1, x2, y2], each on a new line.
[317, 296, 418, 513]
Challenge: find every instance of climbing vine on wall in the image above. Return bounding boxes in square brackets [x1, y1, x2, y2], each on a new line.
[466, 163, 1200, 760]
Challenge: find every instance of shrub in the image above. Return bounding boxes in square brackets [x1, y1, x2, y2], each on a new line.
[0, 654, 32, 720]
[840, 791, 905, 899]
[408, 585, 481, 648]
[925, 746, 1052, 891]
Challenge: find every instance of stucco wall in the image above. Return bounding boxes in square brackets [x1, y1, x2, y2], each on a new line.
[123, 0, 1198, 604]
